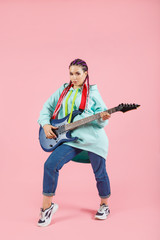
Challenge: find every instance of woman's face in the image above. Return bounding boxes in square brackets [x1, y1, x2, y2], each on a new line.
[69, 65, 88, 88]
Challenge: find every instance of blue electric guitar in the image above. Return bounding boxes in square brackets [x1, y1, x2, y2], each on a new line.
[38, 103, 140, 152]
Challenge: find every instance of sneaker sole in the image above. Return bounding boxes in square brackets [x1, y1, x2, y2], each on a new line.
[95, 212, 110, 220]
[95, 215, 107, 220]
[37, 203, 59, 227]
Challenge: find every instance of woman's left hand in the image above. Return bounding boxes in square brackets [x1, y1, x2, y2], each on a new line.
[100, 112, 111, 120]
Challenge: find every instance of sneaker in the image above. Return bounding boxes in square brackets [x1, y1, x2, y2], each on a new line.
[95, 203, 110, 220]
[37, 202, 59, 227]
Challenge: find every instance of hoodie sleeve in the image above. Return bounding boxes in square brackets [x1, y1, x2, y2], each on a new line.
[37, 83, 67, 127]
[91, 90, 109, 128]
[73, 88, 109, 129]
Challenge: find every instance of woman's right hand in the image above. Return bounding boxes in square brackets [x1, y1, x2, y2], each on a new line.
[43, 124, 58, 139]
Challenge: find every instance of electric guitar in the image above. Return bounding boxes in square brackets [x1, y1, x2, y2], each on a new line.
[38, 103, 140, 152]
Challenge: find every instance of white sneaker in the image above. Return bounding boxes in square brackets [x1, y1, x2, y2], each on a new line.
[37, 202, 59, 227]
[95, 203, 110, 220]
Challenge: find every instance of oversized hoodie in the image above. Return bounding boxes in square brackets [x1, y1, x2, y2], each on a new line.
[37, 83, 109, 163]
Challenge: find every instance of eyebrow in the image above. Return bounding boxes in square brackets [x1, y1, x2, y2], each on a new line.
[70, 71, 80, 74]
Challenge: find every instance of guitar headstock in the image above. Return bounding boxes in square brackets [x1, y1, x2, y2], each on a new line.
[116, 103, 140, 113]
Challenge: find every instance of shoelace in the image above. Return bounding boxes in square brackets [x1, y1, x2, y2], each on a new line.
[99, 204, 109, 212]
[39, 208, 46, 219]
[39, 205, 53, 219]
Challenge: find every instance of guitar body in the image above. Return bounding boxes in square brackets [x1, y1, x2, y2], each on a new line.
[39, 110, 82, 152]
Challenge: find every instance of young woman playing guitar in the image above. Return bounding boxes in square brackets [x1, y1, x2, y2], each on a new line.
[37, 59, 111, 226]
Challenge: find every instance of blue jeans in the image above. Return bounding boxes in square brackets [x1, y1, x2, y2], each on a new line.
[42, 144, 111, 198]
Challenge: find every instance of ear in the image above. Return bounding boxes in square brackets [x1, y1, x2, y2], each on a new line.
[85, 71, 88, 76]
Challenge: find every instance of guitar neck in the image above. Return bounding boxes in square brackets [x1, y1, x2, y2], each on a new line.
[65, 107, 117, 131]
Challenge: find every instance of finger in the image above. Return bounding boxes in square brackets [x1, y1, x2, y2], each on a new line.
[103, 112, 110, 117]
[51, 125, 58, 129]
[49, 132, 57, 138]
[50, 129, 57, 137]
[49, 131, 55, 136]
[103, 116, 110, 120]
[46, 134, 52, 139]
[47, 133, 54, 139]
[46, 132, 52, 138]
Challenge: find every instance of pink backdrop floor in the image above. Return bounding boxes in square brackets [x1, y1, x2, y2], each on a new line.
[0, 0, 159, 239]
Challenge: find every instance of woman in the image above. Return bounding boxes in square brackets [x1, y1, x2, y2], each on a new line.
[37, 58, 111, 227]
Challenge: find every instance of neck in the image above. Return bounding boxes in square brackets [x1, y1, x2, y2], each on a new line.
[65, 107, 117, 131]
[73, 85, 82, 89]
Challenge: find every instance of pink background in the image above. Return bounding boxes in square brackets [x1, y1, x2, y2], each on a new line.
[0, 0, 159, 239]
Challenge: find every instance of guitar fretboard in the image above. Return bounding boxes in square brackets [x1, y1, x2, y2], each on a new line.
[65, 107, 116, 131]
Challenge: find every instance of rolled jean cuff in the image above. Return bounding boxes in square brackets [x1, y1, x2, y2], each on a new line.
[42, 192, 55, 196]
[99, 193, 111, 199]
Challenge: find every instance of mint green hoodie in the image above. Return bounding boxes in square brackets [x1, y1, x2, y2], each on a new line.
[37, 83, 109, 163]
